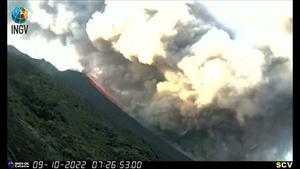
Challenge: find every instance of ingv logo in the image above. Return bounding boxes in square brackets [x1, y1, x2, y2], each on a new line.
[11, 7, 29, 34]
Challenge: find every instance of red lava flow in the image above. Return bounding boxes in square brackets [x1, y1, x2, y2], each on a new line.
[87, 74, 119, 107]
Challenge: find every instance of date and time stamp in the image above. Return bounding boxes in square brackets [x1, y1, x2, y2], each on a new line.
[6, 161, 294, 169]
[7, 160, 143, 169]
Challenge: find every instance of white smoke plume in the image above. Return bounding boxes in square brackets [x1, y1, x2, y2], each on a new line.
[87, 1, 195, 66]
[8, 0, 293, 160]
[84, 1, 292, 160]
[86, 1, 292, 125]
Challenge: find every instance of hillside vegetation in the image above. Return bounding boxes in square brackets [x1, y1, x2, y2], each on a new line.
[7, 46, 158, 161]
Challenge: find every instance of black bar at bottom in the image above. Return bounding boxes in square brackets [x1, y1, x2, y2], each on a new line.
[2, 161, 296, 169]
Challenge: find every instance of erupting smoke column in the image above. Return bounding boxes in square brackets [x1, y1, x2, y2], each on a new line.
[86, 1, 292, 123]
[85, 2, 292, 160]
[87, 1, 194, 65]
[8, 0, 293, 160]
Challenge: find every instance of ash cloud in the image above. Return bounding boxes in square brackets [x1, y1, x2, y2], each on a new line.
[8, 0, 293, 161]
[207, 49, 293, 160]
[9, 0, 105, 54]
[186, 2, 235, 39]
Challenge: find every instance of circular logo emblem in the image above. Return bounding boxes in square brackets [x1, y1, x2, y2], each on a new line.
[11, 7, 28, 24]
[8, 160, 14, 169]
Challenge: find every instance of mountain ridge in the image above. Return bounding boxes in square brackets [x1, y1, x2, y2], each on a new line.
[7, 45, 191, 161]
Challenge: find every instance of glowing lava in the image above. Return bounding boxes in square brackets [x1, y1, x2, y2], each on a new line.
[87, 73, 119, 106]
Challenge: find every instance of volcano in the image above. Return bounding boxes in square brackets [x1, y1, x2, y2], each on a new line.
[7, 45, 191, 161]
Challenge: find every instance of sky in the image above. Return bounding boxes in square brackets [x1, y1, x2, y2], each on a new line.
[7, 0, 293, 161]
